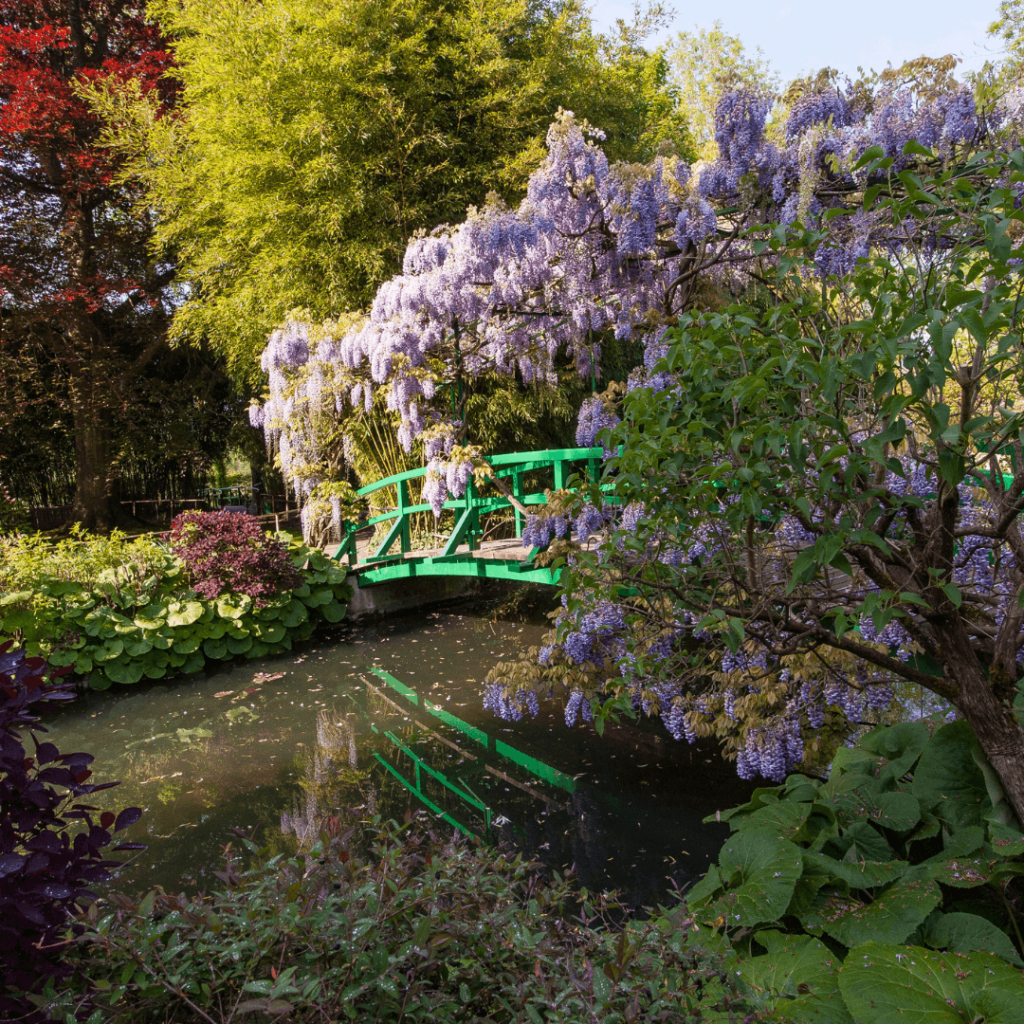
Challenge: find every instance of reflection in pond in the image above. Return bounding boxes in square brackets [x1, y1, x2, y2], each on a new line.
[37, 609, 754, 906]
[280, 711, 365, 847]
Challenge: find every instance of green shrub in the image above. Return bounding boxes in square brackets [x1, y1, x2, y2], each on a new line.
[0, 485, 30, 537]
[0, 531, 351, 689]
[0, 527, 167, 593]
[688, 719, 1024, 1020]
[67, 818, 748, 1024]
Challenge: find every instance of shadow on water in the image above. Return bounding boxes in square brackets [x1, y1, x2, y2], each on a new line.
[37, 605, 755, 907]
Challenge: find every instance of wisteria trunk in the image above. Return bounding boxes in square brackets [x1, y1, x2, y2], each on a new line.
[947, 645, 1024, 827]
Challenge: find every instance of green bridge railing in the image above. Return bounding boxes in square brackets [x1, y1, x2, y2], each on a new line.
[360, 666, 574, 839]
[332, 446, 607, 586]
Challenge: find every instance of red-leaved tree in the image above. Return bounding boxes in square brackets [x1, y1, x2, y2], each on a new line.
[0, 0, 176, 529]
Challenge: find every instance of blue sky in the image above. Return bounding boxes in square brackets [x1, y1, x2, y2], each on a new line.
[589, 1, 1008, 86]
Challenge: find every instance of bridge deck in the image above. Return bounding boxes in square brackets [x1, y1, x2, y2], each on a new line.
[327, 530, 566, 586]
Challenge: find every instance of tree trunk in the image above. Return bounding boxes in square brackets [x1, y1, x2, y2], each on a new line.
[70, 398, 117, 532]
[947, 645, 1024, 827]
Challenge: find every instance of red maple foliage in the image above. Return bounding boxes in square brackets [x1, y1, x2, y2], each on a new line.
[0, 1, 177, 529]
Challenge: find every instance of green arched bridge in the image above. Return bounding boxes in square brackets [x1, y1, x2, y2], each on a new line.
[331, 446, 607, 587]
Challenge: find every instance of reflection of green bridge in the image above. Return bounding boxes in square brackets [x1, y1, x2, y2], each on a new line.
[361, 666, 574, 838]
[332, 447, 607, 587]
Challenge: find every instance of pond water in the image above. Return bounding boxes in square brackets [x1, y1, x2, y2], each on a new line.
[39, 606, 754, 908]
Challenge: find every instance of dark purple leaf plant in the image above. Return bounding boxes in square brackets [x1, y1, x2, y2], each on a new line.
[0, 642, 142, 1021]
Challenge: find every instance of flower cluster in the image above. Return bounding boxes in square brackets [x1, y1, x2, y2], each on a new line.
[250, 84, 1023, 526]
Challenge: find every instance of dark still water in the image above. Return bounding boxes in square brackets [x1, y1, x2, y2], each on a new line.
[38, 607, 754, 908]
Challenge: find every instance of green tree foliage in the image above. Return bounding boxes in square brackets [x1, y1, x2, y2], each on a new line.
[1, 333, 244, 510]
[91, 0, 690, 379]
[667, 21, 778, 160]
[990, 0, 1024, 79]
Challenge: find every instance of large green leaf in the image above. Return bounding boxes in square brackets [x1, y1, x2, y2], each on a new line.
[88, 670, 113, 691]
[182, 651, 206, 674]
[92, 638, 125, 663]
[738, 930, 852, 1023]
[922, 853, 991, 889]
[804, 874, 941, 947]
[306, 550, 329, 572]
[709, 786, 783, 824]
[46, 648, 79, 667]
[858, 721, 930, 762]
[301, 587, 335, 608]
[973, 748, 1016, 827]
[989, 820, 1024, 858]
[808, 852, 908, 891]
[918, 911, 1023, 967]
[685, 863, 722, 908]
[912, 721, 991, 829]
[786, 856, 835, 920]
[1, 608, 38, 636]
[166, 600, 204, 628]
[709, 832, 804, 928]
[828, 746, 878, 777]
[254, 621, 286, 643]
[172, 635, 202, 654]
[102, 659, 145, 685]
[906, 810, 942, 847]
[203, 638, 229, 660]
[942, 825, 986, 857]
[830, 821, 894, 863]
[38, 581, 84, 598]
[281, 598, 308, 628]
[734, 800, 814, 840]
[215, 593, 252, 619]
[226, 635, 253, 655]
[123, 638, 153, 658]
[869, 790, 922, 832]
[325, 566, 349, 586]
[838, 942, 1024, 1023]
[319, 599, 347, 624]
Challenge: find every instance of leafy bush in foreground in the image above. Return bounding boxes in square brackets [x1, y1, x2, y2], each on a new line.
[0, 527, 351, 689]
[689, 718, 1024, 1021]
[70, 818, 747, 1024]
[0, 644, 142, 1022]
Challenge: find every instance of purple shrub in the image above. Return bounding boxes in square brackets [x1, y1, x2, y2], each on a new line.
[0, 643, 143, 1021]
[170, 509, 303, 607]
